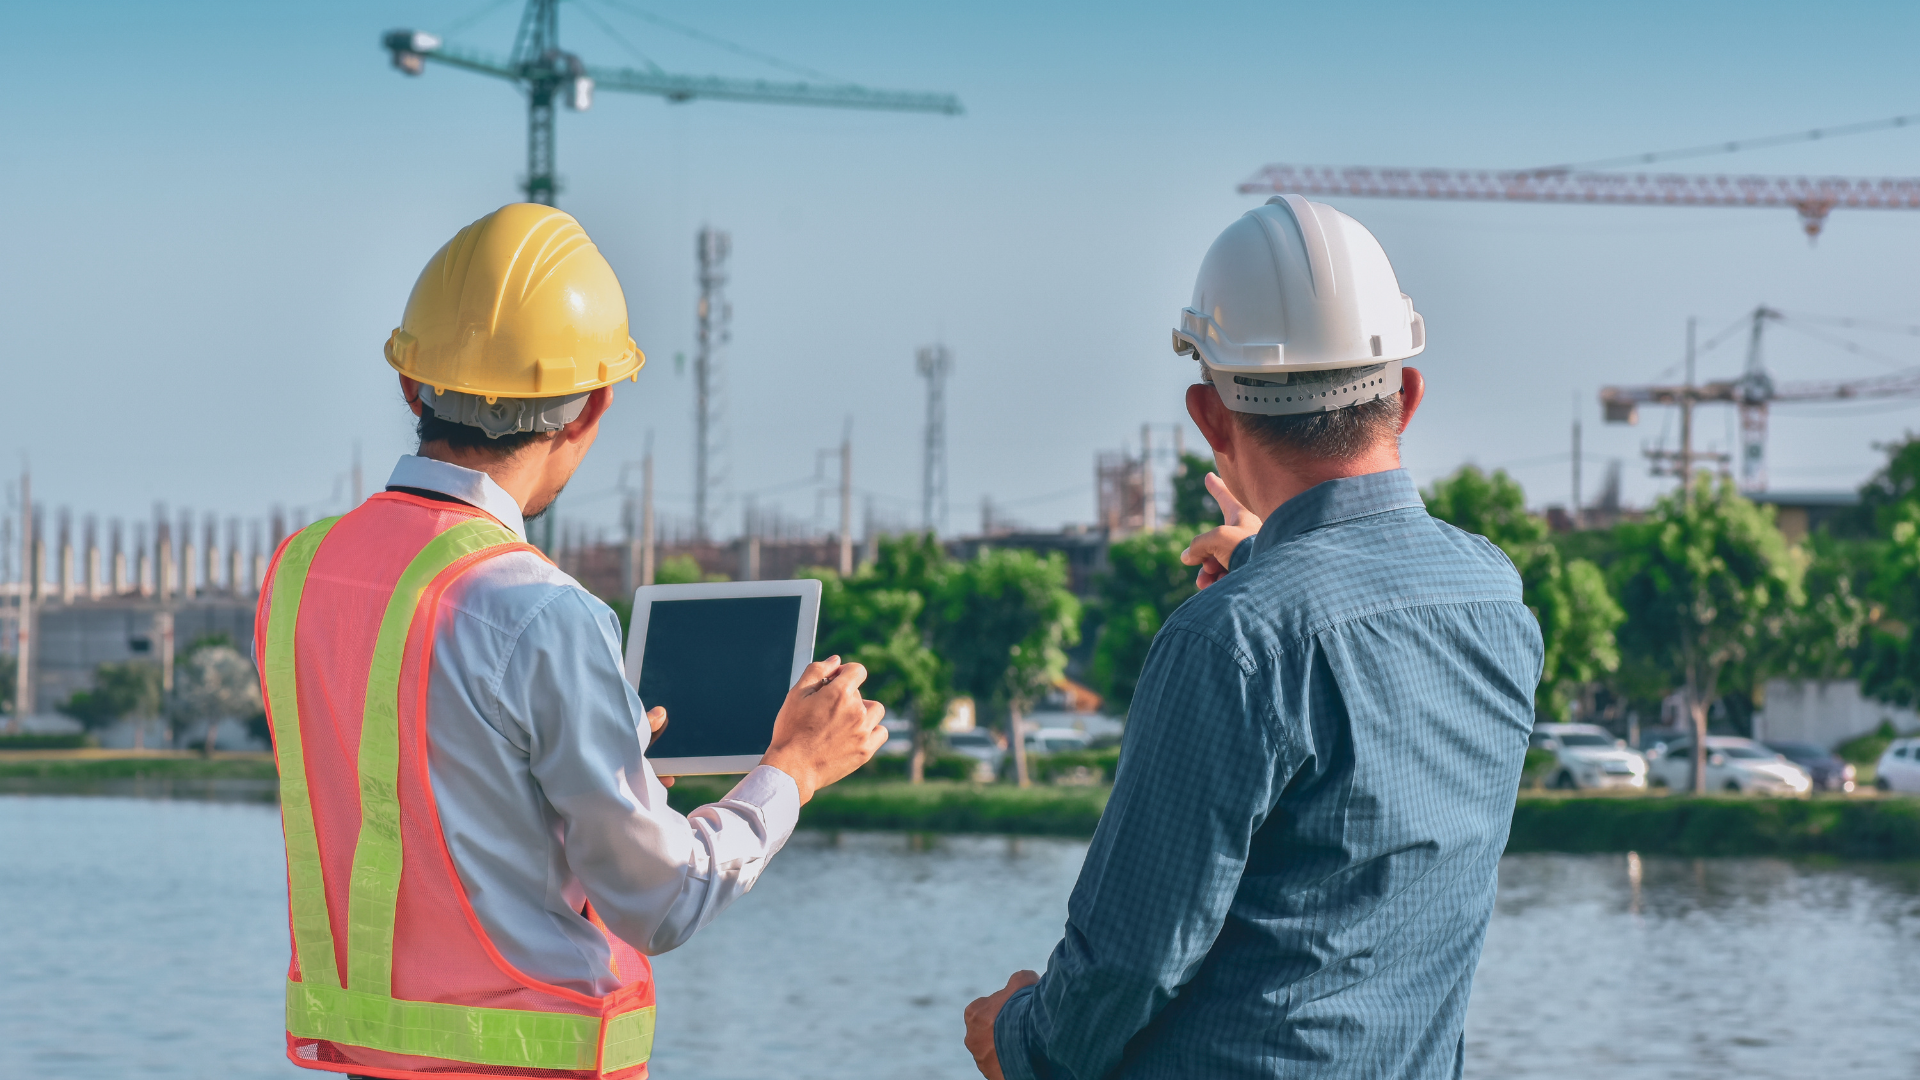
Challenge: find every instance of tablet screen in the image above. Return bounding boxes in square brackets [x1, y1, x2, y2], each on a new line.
[638, 595, 804, 761]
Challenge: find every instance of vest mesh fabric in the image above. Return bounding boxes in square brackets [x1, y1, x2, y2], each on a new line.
[260, 492, 655, 1080]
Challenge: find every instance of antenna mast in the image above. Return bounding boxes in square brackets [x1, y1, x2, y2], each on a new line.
[916, 345, 952, 534]
[694, 228, 731, 541]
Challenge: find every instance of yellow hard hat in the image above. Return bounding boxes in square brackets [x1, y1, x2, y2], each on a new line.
[385, 203, 645, 401]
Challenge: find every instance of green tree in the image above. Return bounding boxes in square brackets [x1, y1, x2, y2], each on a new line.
[1423, 466, 1624, 719]
[1851, 438, 1920, 708]
[1170, 453, 1223, 527]
[805, 533, 954, 782]
[1859, 500, 1920, 706]
[170, 641, 262, 755]
[931, 548, 1080, 787]
[1087, 530, 1196, 714]
[58, 661, 164, 744]
[0, 653, 14, 717]
[1856, 435, 1920, 534]
[1612, 477, 1806, 792]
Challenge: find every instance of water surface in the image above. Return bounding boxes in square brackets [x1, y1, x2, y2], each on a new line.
[4, 795, 1919, 1079]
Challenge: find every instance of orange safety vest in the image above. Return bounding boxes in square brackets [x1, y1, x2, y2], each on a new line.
[257, 492, 656, 1079]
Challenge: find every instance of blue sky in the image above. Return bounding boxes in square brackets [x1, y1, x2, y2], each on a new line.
[8, 0, 1920, 544]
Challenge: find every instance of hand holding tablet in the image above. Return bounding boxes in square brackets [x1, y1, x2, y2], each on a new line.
[624, 579, 886, 798]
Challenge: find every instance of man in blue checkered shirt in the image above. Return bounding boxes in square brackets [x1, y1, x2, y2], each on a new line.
[964, 198, 1542, 1079]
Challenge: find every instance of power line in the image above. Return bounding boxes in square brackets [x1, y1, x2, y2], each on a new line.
[1537, 109, 1920, 173]
[590, 0, 839, 82]
[570, 0, 663, 73]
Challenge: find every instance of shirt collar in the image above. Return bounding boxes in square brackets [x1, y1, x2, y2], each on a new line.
[385, 455, 529, 540]
[1252, 468, 1425, 556]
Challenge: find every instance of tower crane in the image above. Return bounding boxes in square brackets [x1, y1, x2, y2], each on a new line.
[1600, 307, 1920, 492]
[1237, 111, 1920, 240]
[383, 0, 962, 206]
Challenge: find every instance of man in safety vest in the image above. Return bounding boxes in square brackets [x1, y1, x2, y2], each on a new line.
[258, 203, 886, 1079]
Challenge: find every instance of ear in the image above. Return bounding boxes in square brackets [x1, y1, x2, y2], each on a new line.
[1397, 367, 1425, 435]
[1186, 382, 1236, 456]
[563, 386, 613, 444]
[400, 375, 424, 417]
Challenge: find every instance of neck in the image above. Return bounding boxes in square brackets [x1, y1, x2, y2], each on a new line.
[1232, 443, 1401, 520]
[417, 442, 551, 517]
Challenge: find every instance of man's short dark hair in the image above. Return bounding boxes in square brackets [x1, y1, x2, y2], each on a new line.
[415, 407, 556, 459]
[1232, 393, 1403, 464]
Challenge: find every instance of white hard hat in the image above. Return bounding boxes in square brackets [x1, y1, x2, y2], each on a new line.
[1174, 195, 1424, 416]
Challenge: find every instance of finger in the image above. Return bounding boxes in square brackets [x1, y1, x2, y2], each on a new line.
[793, 657, 843, 695]
[862, 725, 890, 755]
[1182, 527, 1240, 568]
[646, 706, 668, 734]
[659, 775, 675, 788]
[1205, 472, 1248, 525]
[828, 661, 870, 692]
[1008, 969, 1040, 991]
[863, 700, 887, 727]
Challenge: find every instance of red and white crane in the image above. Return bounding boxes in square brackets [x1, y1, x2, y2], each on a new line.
[1238, 111, 1920, 240]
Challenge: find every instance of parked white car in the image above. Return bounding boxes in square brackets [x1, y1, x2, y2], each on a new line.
[1873, 738, 1920, 793]
[1530, 724, 1647, 791]
[1024, 728, 1092, 755]
[876, 718, 914, 756]
[1646, 736, 1812, 796]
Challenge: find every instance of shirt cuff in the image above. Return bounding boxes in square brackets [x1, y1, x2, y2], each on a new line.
[993, 983, 1043, 1080]
[726, 765, 802, 850]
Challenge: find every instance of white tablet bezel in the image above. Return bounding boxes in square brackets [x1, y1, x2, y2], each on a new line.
[623, 577, 822, 776]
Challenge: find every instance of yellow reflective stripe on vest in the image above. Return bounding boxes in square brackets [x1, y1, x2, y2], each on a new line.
[346, 517, 521, 995]
[287, 981, 656, 1073]
[263, 517, 345, 991]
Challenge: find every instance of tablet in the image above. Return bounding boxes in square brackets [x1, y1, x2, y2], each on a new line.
[622, 578, 822, 775]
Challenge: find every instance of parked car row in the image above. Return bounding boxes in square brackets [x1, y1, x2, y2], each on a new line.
[887, 724, 1096, 781]
[1530, 722, 1848, 797]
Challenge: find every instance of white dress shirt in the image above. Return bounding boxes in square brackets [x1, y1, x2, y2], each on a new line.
[376, 455, 800, 994]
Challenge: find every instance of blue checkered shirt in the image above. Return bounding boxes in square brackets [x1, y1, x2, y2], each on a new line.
[995, 469, 1542, 1079]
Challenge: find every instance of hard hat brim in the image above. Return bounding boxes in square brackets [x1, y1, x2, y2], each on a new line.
[386, 331, 647, 402]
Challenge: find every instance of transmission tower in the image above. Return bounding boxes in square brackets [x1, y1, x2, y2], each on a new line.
[693, 228, 732, 541]
[916, 345, 952, 533]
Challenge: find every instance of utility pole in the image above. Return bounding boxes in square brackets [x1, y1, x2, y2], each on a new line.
[694, 228, 732, 541]
[13, 464, 31, 726]
[1140, 423, 1157, 532]
[641, 448, 656, 588]
[839, 421, 854, 576]
[352, 441, 364, 506]
[916, 344, 952, 534]
[1571, 396, 1583, 529]
[1681, 317, 1696, 501]
[154, 506, 174, 697]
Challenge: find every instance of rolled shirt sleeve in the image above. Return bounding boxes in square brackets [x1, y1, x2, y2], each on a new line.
[491, 586, 800, 955]
[995, 626, 1285, 1080]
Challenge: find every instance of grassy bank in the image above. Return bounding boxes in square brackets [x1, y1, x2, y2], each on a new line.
[1508, 793, 1920, 859]
[10, 754, 1920, 859]
[0, 751, 278, 782]
[668, 778, 1109, 837]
